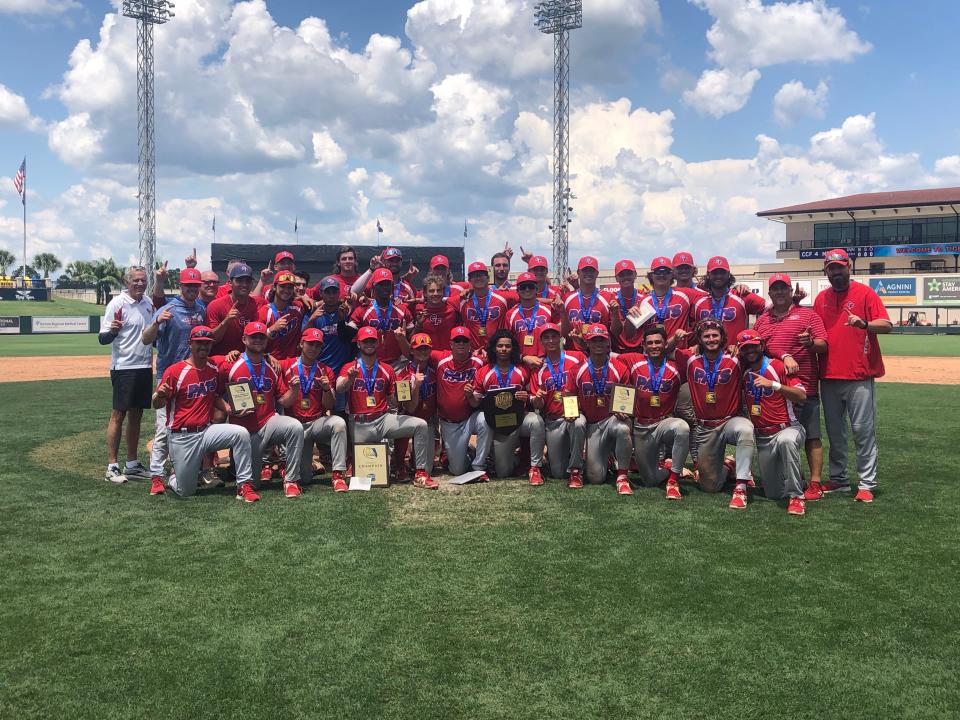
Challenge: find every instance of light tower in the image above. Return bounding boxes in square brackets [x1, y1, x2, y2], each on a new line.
[122, 0, 175, 291]
[535, 0, 581, 281]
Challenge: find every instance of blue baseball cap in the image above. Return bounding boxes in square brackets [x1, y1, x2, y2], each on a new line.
[319, 276, 340, 291]
[229, 263, 254, 279]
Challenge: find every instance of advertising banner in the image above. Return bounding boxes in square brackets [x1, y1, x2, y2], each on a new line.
[0, 316, 19, 334]
[924, 277, 960, 304]
[868, 277, 917, 304]
[800, 243, 960, 260]
[31, 316, 91, 333]
[0, 287, 50, 301]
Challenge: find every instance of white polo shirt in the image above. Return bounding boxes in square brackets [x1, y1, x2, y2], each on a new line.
[102, 291, 155, 370]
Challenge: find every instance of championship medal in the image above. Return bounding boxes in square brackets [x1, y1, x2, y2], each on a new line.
[523, 334, 534, 347]
[649, 394, 660, 407]
[478, 326, 487, 337]
[596, 397, 605, 407]
[553, 391, 562, 403]
[255, 393, 265, 405]
[300, 398, 310, 410]
[751, 404, 761, 416]
[366, 395, 377, 408]
[705, 391, 716, 404]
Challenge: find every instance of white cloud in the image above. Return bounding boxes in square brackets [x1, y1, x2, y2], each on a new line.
[0, 83, 43, 131]
[808, 112, 883, 167]
[0, 0, 78, 14]
[773, 79, 828, 125]
[683, 67, 761, 117]
[311, 130, 347, 172]
[933, 156, 960, 183]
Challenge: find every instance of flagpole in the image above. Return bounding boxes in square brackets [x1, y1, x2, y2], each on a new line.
[21, 158, 27, 288]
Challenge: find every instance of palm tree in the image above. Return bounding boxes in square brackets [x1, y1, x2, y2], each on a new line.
[33, 252, 62, 279]
[0, 249, 14, 276]
[91, 258, 123, 305]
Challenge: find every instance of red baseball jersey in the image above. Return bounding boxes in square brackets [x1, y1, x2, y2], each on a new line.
[206, 294, 265, 355]
[814, 281, 889, 380]
[639, 288, 693, 340]
[475, 364, 529, 395]
[363, 277, 417, 303]
[458, 290, 509, 348]
[692, 290, 766, 340]
[742, 357, 804, 428]
[565, 356, 629, 424]
[220, 354, 281, 433]
[618, 353, 684, 422]
[411, 299, 460, 351]
[432, 351, 485, 422]
[338, 358, 396, 415]
[396, 361, 437, 420]
[161, 360, 221, 431]
[349, 301, 414, 363]
[564, 289, 611, 351]
[259, 301, 304, 360]
[675, 349, 743, 422]
[215, 282, 232, 299]
[529, 350, 585, 419]
[505, 302, 554, 357]
[752, 306, 826, 397]
[278, 357, 336, 422]
[602, 287, 644, 351]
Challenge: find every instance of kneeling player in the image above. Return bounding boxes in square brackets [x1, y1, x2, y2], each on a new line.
[618, 325, 691, 499]
[736, 330, 808, 515]
[152, 326, 259, 502]
[278, 328, 349, 492]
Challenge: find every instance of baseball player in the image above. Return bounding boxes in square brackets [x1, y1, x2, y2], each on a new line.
[562, 256, 612, 352]
[303, 276, 355, 413]
[458, 261, 510, 349]
[472, 330, 546, 483]
[152, 325, 258, 502]
[675, 319, 755, 509]
[491, 247, 514, 291]
[691, 256, 767, 342]
[526, 254, 563, 301]
[259, 271, 304, 360]
[605, 259, 645, 352]
[206, 264, 264, 355]
[335, 327, 437, 489]
[504, 271, 557, 359]
[278, 328, 348, 492]
[430, 325, 491, 478]
[671, 251, 698, 291]
[393, 332, 439, 479]
[348, 267, 413, 366]
[411, 273, 461, 351]
[352, 247, 417, 302]
[425, 255, 465, 303]
[618, 325, 691, 499]
[528, 323, 585, 484]
[565, 323, 633, 493]
[736, 329, 808, 515]
[220, 321, 305, 498]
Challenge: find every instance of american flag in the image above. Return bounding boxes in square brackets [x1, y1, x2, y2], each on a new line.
[13, 158, 25, 205]
[463, 220, 468, 239]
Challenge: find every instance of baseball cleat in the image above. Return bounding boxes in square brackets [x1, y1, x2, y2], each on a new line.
[822, 481, 851, 494]
[104, 466, 127, 484]
[803, 480, 824, 501]
[616, 474, 633, 496]
[854, 489, 874, 503]
[331, 471, 348, 493]
[665, 481, 682, 500]
[475, 472, 490, 483]
[528, 467, 544, 486]
[236, 483, 261, 503]
[199, 468, 223, 487]
[729, 490, 748, 510]
[567, 469, 584, 489]
[787, 497, 806, 516]
[260, 466, 275, 482]
[123, 462, 151, 480]
[413, 470, 439, 489]
[283, 481, 302, 498]
[149, 476, 166, 495]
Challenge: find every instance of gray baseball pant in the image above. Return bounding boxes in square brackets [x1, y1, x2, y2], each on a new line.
[491, 411, 545, 478]
[584, 415, 632, 484]
[543, 416, 580, 477]
[249, 414, 304, 489]
[567, 414, 588, 471]
[692, 417, 755, 492]
[300, 415, 348, 485]
[351, 413, 431, 470]
[820, 379, 879, 491]
[149, 405, 169, 476]
[674, 382, 699, 460]
[168, 424, 253, 497]
[756, 425, 806, 499]
[439, 411, 492, 475]
[632, 417, 690, 487]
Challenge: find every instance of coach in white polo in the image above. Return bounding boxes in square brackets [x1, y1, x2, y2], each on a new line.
[98, 265, 155, 483]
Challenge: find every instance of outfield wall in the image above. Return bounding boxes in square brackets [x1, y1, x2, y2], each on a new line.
[0, 316, 100, 335]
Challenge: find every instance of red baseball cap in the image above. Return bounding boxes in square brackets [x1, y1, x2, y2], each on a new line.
[382, 247, 402, 260]
[189, 325, 214, 341]
[243, 321, 268, 336]
[582, 323, 609, 340]
[823, 248, 850, 267]
[527, 255, 549, 270]
[467, 261, 488, 275]
[302, 328, 324, 343]
[736, 329, 763, 348]
[578, 256, 599, 271]
[274, 271, 296, 285]
[179, 268, 202, 285]
[430, 255, 449, 270]
[768, 272, 792, 288]
[614, 259, 636, 276]
[410, 332, 432, 349]
[649, 256, 673, 272]
[672, 251, 695, 267]
[707, 256, 730, 273]
[538, 322, 561, 336]
[357, 326, 379, 342]
[372, 268, 394, 285]
[450, 326, 471, 341]
[516, 271, 537, 286]
[274, 250, 295, 264]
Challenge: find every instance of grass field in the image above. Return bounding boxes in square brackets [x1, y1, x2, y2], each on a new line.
[0, 296, 101, 316]
[880, 333, 960, 356]
[1, 378, 958, 719]
[0, 333, 110, 356]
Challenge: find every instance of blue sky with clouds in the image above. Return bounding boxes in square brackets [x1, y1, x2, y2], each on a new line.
[1, 0, 959, 273]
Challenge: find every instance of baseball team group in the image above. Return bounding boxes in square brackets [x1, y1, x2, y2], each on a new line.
[98, 243, 891, 514]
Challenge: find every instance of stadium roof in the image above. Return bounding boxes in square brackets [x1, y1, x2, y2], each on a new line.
[757, 187, 960, 217]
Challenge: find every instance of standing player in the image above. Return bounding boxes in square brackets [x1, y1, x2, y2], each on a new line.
[152, 326, 259, 501]
[491, 248, 513, 291]
[675, 320, 755, 509]
[691, 256, 767, 343]
[606, 259, 645, 352]
[353, 247, 417, 302]
[278, 328, 348, 492]
[336, 327, 437, 489]
[412, 274, 461, 351]
[304, 276, 356, 413]
[562, 256, 611, 352]
[628, 256, 693, 347]
[814, 249, 892, 503]
[207, 264, 264, 355]
[753, 272, 828, 499]
[259, 271, 304, 360]
[618, 325, 690, 499]
[459, 261, 510, 349]
[672, 251, 698, 291]
[220, 321, 305, 497]
[348, 267, 414, 367]
[504, 271, 554, 358]
[527, 254, 562, 301]
[565, 324, 633, 493]
[98, 266, 155, 483]
[529, 323, 585, 484]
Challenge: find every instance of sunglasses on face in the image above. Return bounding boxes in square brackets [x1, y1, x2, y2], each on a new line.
[452, 338, 471, 344]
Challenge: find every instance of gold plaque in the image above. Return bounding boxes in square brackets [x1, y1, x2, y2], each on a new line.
[354, 443, 389, 487]
[494, 391, 514, 410]
[751, 404, 761, 416]
[705, 391, 717, 404]
[562, 395, 580, 419]
[395, 379, 412, 402]
[227, 381, 255, 413]
[523, 334, 534, 346]
[495, 413, 518, 428]
[610, 384, 636, 414]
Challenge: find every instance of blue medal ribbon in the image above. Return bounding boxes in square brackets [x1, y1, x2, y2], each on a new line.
[651, 288, 673, 323]
[540, 285, 550, 299]
[544, 351, 565, 392]
[578, 288, 598, 323]
[703, 354, 723, 392]
[242, 352, 267, 393]
[373, 299, 393, 333]
[588, 360, 610, 399]
[617, 289, 637, 317]
[647, 356, 667, 394]
[710, 291, 728, 321]
[359, 359, 380, 397]
[519, 301, 540, 335]
[297, 357, 319, 397]
[494, 364, 515, 389]
[472, 291, 491, 326]
[748, 357, 770, 405]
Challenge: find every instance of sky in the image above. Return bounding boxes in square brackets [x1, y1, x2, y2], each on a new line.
[1, 0, 959, 274]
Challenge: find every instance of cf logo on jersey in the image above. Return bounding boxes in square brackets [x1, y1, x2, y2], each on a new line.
[691, 367, 733, 385]
[186, 379, 217, 398]
[427, 313, 443, 326]
[698, 307, 736, 322]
